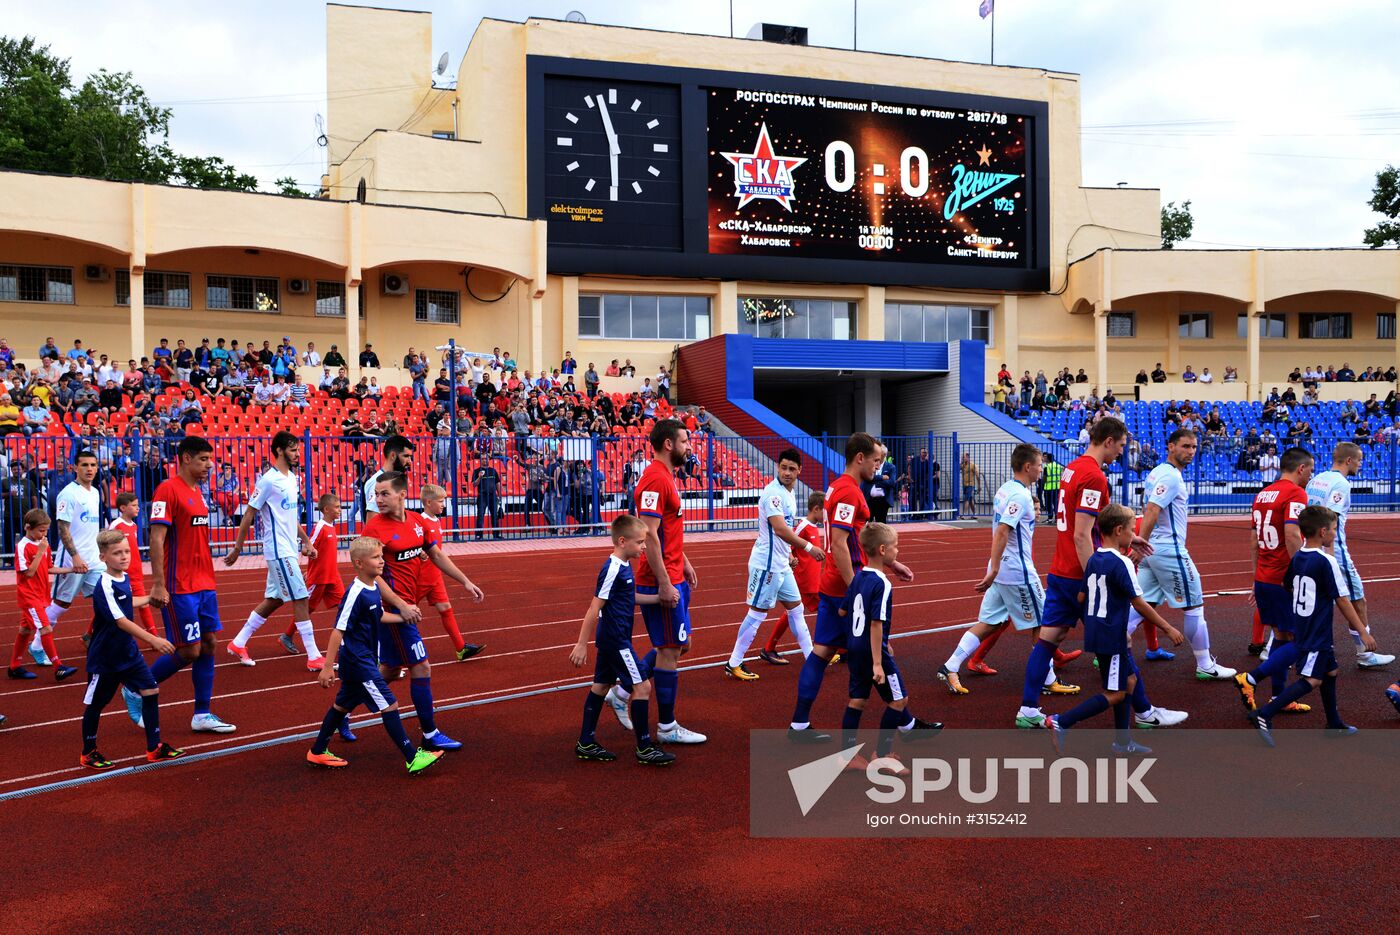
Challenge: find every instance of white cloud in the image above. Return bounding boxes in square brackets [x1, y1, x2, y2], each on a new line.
[4, 0, 1398, 243]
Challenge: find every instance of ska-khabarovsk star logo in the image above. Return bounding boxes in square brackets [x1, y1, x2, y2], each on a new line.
[721, 122, 808, 211]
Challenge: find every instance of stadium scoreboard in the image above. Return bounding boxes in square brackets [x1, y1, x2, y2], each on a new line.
[529, 57, 1049, 291]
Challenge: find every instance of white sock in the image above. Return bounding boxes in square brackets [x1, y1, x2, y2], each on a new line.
[659, 721, 677, 731]
[1263, 631, 1274, 654]
[786, 606, 812, 657]
[232, 612, 267, 649]
[1351, 629, 1367, 652]
[790, 720, 810, 730]
[1044, 666, 1058, 687]
[1183, 607, 1211, 666]
[1017, 705, 1042, 718]
[1126, 607, 1144, 636]
[45, 603, 64, 628]
[295, 620, 321, 659]
[945, 630, 982, 672]
[610, 685, 630, 703]
[728, 609, 767, 668]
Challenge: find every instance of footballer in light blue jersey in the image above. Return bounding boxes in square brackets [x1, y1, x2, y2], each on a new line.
[1135, 429, 1234, 680]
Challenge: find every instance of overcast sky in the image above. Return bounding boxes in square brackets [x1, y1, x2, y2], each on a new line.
[4, 0, 1398, 249]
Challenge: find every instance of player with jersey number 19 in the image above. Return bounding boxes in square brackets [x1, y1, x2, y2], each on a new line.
[605, 419, 706, 745]
[122, 437, 237, 735]
[724, 447, 822, 682]
[223, 431, 325, 672]
[1305, 442, 1394, 669]
[1135, 428, 1235, 682]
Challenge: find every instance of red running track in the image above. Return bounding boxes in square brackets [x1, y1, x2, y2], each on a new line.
[3, 519, 1399, 932]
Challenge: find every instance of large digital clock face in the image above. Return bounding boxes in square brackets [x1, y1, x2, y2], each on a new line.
[706, 87, 1031, 266]
[542, 76, 682, 249]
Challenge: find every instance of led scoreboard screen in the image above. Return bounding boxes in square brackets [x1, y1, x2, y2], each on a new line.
[707, 88, 1030, 267]
[528, 57, 1049, 290]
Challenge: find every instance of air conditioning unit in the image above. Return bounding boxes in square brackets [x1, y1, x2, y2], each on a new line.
[381, 272, 409, 296]
[84, 264, 110, 282]
[287, 278, 310, 294]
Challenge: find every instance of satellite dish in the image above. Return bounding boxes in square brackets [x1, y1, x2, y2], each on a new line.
[566, 10, 587, 23]
[435, 51, 450, 76]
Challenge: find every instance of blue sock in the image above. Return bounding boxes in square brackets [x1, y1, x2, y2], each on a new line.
[380, 708, 416, 762]
[190, 651, 215, 716]
[141, 694, 162, 752]
[1258, 678, 1313, 720]
[410, 677, 437, 735]
[579, 691, 605, 744]
[1250, 641, 1298, 696]
[1022, 639, 1055, 707]
[653, 668, 678, 726]
[642, 649, 658, 672]
[630, 699, 652, 748]
[877, 706, 904, 756]
[791, 652, 829, 725]
[1058, 693, 1110, 729]
[1130, 671, 1152, 714]
[1320, 674, 1342, 727]
[841, 705, 863, 750]
[1112, 699, 1131, 745]
[312, 708, 346, 755]
[149, 652, 186, 684]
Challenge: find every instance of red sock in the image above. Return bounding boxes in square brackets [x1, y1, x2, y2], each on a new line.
[439, 607, 465, 653]
[969, 624, 1007, 665]
[764, 618, 790, 654]
[1143, 619, 1160, 651]
[139, 606, 157, 635]
[1250, 609, 1266, 645]
[284, 621, 298, 638]
[40, 630, 62, 667]
[11, 631, 29, 669]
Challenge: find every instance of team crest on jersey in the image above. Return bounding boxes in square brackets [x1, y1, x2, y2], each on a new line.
[1330, 491, 1344, 506]
[640, 491, 660, 512]
[1154, 484, 1167, 498]
[769, 496, 782, 510]
[1081, 489, 1102, 509]
[1288, 501, 1304, 519]
[834, 503, 856, 524]
[150, 501, 168, 519]
[1006, 502, 1019, 517]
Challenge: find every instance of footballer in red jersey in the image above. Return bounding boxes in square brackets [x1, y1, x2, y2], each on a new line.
[139, 437, 237, 734]
[788, 435, 913, 743]
[620, 419, 704, 745]
[361, 471, 482, 753]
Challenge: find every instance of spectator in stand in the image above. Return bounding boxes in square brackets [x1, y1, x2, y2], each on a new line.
[252, 375, 275, 407]
[152, 338, 173, 365]
[1353, 421, 1372, 445]
[174, 340, 194, 381]
[289, 372, 309, 408]
[620, 359, 636, 377]
[67, 339, 89, 362]
[960, 451, 981, 512]
[1034, 369, 1048, 397]
[1365, 393, 1382, 417]
[38, 336, 60, 361]
[1151, 362, 1167, 383]
[639, 378, 654, 398]
[501, 351, 517, 373]
[1018, 371, 1033, 408]
[584, 362, 600, 399]
[323, 344, 346, 368]
[269, 376, 292, 409]
[366, 376, 383, 399]
[605, 359, 621, 377]
[1181, 365, 1198, 383]
[1324, 364, 1337, 382]
[996, 363, 1012, 387]
[1135, 368, 1149, 386]
[992, 383, 1008, 412]
[1074, 368, 1089, 384]
[1259, 445, 1280, 483]
[0, 393, 21, 436]
[358, 343, 380, 368]
[1337, 361, 1355, 381]
[560, 351, 577, 376]
[1197, 367, 1214, 384]
[301, 342, 321, 367]
[655, 366, 671, 402]
[401, 347, 418, 369]
[21, 397, 49, 436]
[1383, 418, 1400, 441]
[1303, 365, 1321, 387]
[1287, 366, 1303, 383]
[1340, 401, 1359, 424]
[255, 340, 274, 366]
[210, 338, 231, 367]
[469, 357, 485, 387]
[1280, 385, 1297, 405]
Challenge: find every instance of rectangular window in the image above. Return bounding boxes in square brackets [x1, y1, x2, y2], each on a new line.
[580, 293, 711, 340]
[115, 269, 191, 308]
[740, 298, 856, 340]
[1107, 311, 1136, 338]
[1299, 312, 1352, 339]
[206, 274, 279, 312]
[885, 302, 992, 345]
[415, 289, 460, 324]
[1178, 312, 1212, 339]
[314, 281, 352, 317]
[1235, 313, 1286, 339]
[0, 264, 74, 303]
[1379, 313, 1396, 340]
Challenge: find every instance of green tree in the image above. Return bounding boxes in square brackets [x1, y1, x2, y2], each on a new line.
[1160, 200, 1193, 249]
[1, 34, 292, 196]
[274, 176, 311, 197]
[1363, 165, 1400, 248]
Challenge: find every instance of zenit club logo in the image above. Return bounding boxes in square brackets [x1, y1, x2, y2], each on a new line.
[943, 164, 1019, 220]
[721, 122, 808, 211]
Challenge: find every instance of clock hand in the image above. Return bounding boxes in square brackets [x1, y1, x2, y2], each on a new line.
[595, 94, 620, 201]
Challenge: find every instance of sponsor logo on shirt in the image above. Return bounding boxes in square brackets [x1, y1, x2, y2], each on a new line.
[393, 546, 425, 562]
[191, 516, 210, 527]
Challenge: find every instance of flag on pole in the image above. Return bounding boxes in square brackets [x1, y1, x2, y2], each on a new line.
[979, 0, 995, 18]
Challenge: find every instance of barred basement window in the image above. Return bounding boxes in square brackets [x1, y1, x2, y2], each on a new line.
[415, 289, 460, 324]
[1378, 313, 1396, 340]
[315, 281, 347, 317]
[1107, 311, 1136, 338]
[0, 264, 74, 303]
[207, 274, 280, 312]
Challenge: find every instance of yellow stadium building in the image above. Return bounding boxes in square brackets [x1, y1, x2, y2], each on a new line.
[3, 3, 1400, 440]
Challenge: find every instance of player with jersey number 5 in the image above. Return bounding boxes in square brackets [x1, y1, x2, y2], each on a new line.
[1135, 428, 1236, 682]
[1305, 442, 1394, 669]
[723, 447, 823, 682]
[222, 431, 326, 671]
[31, 450, 104, 666]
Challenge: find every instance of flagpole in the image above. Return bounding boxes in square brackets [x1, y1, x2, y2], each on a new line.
[990, 9, 995, 65]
